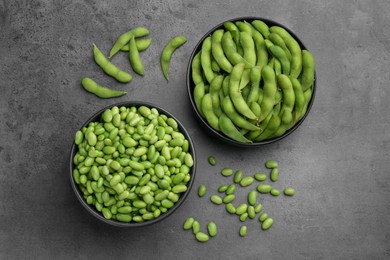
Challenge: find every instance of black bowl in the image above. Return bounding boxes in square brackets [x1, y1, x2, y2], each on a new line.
[186, 17, 316, 147]
[69, 101, 196, 227]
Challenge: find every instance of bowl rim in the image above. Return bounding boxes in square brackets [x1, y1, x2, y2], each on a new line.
[186, 16, 316, 147]
[69, 101, 197, 227]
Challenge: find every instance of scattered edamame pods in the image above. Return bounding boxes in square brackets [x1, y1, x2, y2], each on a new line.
[161, 35, 187, 81]
[109, 27, 149, 58]
[128, 36, 144, 76]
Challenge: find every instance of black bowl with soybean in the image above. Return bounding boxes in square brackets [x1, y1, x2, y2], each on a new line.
[69, 101, 196, 227]
[186, 17, 316, 147]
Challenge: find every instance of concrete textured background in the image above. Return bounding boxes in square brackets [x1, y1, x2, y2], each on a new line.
[1, 0, 389, 259]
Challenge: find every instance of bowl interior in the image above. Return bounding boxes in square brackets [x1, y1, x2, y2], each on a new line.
[186, 17, 316, 147]
[69, 101, 196, 227]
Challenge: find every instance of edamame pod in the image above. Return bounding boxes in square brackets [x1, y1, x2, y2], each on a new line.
[193, 82, 206, 118]
[221, 31, 253, 68]
[161, 35, 187, 81]
[120, 38, 152, 52]
[192, 52, 204, 85]
[201, 36, 215, 83]
[259, 65, 277, 122]
[268, 33, 292, 61]
[211, 29, 233, 73]
[246, 66, 261, 104]
[221, 96, 260, 131]
[109, 27, 149, 58]
[229, 63, 257, 120]
[219, 113, 252, 143]
[202, 93, 220, 131]
[301, 50, 315, 91]
[269, 26, 302, 78]
[240, 31, 256, 67]
[129, 36, 144, 75]
[93, 44, 133, 83]
[252, 20, 270, 38]
[269, 45, 290, 75]
[82, 78, 126, 99]
[289, 77, 305, 122]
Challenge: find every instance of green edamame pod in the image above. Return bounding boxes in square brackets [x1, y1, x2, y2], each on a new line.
[252, 29, 268, 67]
[211, 59, 221, 73]
[219, 113, 252, 143]
[236, 21, 253, 36]
[269, 26, 302, 78]
[129, 36, 144, 76]
[278, 74, 295, 114]
[200, 36, 215, 83]
[109, 27, 149, 58]
[252, 20, 270, 38]
[259, 65, 277, 122]
[221, 31, 253, 68]
[192, 52, 204, 85]
[255, 112, 281, 141]
[301, 50, 316, 91]
[269, 45, 290, 75]
[211, 29, 233, 73]
[120, 38, 152, 52]
[297, 88, 313, 122]
[246, 66, 261, 105]
[82, 78, 126, 99]
[93, 44, 133, 83]
[202, 93, 220, 131]
[209, 75, 224, 117]
[229, 63, 257, 120]
[239, 31, 256, 67]
[289, 77, 305, 123]
[268, 33, 292, 61]
[224, 21, 239, 33]
[221, 96, 260, 131]
[161, 35, 187, 81]
[193, 82, 206, 118]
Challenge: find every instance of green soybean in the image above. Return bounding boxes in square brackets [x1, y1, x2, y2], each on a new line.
[270, 168, 279, 182]
[161, 35, 187, 81]
[196, 232, 210, 242]
[82, 78, 126, 99]
[93, 44, 132, 83]
[183, 217, 195, 230]
[259, 212, 269, 222]
[248, 190, 257, 205]
[254, 204, 263, 213]
[254, 173, 267, 181]
[208, 156, 216, 166]
[210, 195, 223, 205]
[235, 204, 248, 215]
[234, 170, 243, 183]
[257, 184, 272, 194]
[221, 168, 234, 177]
[247, 206, 256, 219]
[265, 160, 278, 169]
[225, 184, 236, 195]
[207, 222, 217, 237]
[198, 184, 207, 197]
[240, 212, 249, 222]
[284, 187, 296, 196]
[223, 194, 235, 204]
[109, 27, 149, 58]
[192, 220, 200, 234]
[240, 176, 254, 187]
[261, 218, 274, 230]
[226, 203, 236, 214]
[218, 185, 228, 193]
[270, 188, 280, 196]
[239, 225, 247, 237]
[128, 35, 144, 76]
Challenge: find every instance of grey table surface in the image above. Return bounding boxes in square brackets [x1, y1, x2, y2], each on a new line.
[1, 0, 390, 259]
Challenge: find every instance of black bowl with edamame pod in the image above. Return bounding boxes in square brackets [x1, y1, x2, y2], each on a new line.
[186, 17, 316, 147]
[69, 101, 196, 227]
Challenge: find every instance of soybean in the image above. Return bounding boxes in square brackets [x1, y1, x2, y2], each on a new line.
[254, 173, 267, 182]
[208, 156, 216, 166]
[239, 225, 247, 237]
[210, 195, 223, 205]
[261, 218, 274, 230]
[247, 190, 257, 205]
[270, 168, 279, 182]
[265, 160, 278, 169]
[207, 222, 217, 237]
[198, 184, 207, 197]
[257, 184, 272, 194]
[284, 187, 296, 196]
[240, 176, 254, 187]
[183, 217, 195, 230]
[196, 232, 210, 242]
